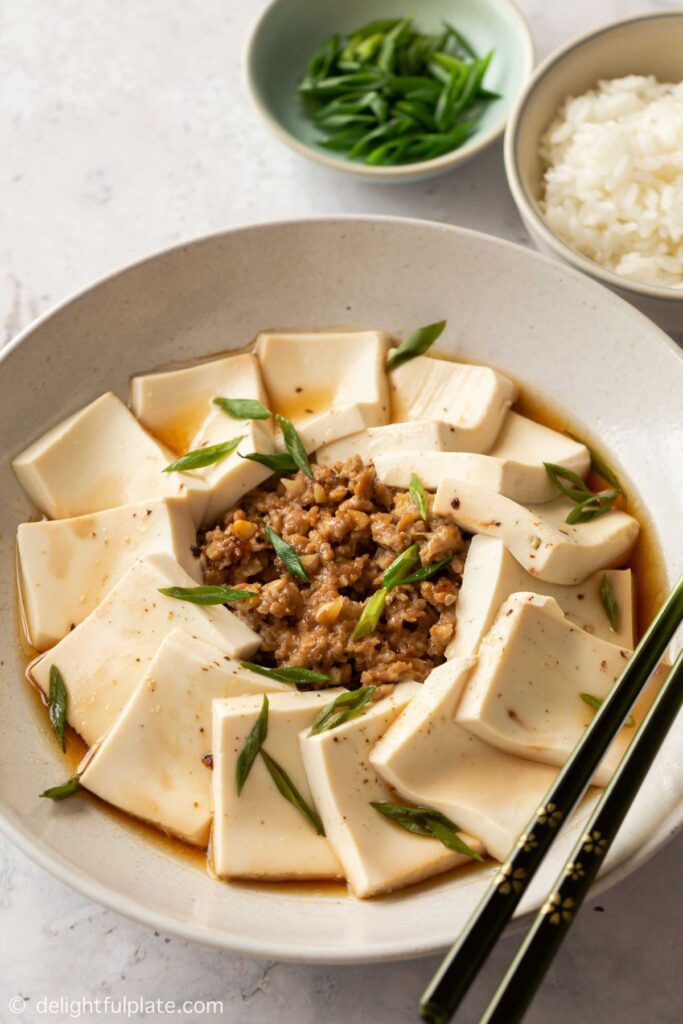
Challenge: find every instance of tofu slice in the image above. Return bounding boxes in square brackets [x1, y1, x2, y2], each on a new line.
[191, 420, 275, 527]
[30, 552, 260, 746]
[447, 535, 635, 657]
[300, 684, 483, 897]
[316, 420, 462, 466]
[12, 392, 207, 523]
[212, 690, 345, 881]
[130, 352, 268, 454]
[456, 593, 637, 786]
[255, 330, 391, 452]
[434, 479, 639, 584]
[389, 354, 517, 453]
[17, 497, 201, 651]
[370, 659, 559, 862]
[373, 413, 590, 504]
[80, 631, 288, 846]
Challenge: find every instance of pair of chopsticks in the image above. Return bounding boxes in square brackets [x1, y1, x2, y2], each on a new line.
[420, 574, 683, 1024]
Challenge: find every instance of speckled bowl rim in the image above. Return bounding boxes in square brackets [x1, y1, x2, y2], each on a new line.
[0, 216, 681, 963]
[504, 10, 683, 304]
[244, 0, 535, 182]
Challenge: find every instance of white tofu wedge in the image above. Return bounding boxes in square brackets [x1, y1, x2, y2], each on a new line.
[300, 684, 483, 897]
[80, 630, 288, 846]
[212, 690, 345, 881]
[456, 593, 635, 786]
[255, 330, 391, 452]
[316, 420, 462, 466]
[17, 497, 201, 651]
[30, 552, 260, 746]
[370, 659, 558, 862]
[389, 354, 517, 453]
[12, 392, 206, 523]
[130, 352, 268, 454]
[447, 535, 634, 658]
[434, 479, 639, 584]
[191, 420, 275, 527]
[373, 413, 589, 504]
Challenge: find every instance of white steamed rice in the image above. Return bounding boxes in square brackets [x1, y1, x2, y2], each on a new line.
[539, 75, 683, 290]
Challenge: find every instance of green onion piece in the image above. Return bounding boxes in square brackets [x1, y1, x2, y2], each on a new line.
[565, 489, 620, 525]
[387, 320, 446, 371]
[543, 462, 592, 503]
[236, 695, 269, 795]
[40, 776, 82, 801]
[599, 574, 620, 632]
[48, 665, 67, 751]
[309, 686, 376, 736]
[163, 436, 244, 473]
[276, 415, 314, 480]
[383, 544, 420, 591]
[569, 434, 624, 493]
[263, 525, 311, 583]
[371, 802, 483, 860]
[241, 662, 333, 685]
[240, 451, 299, 473]
[409, 472, 429, 521]
[213, 397, 272, 420]
[352, 587, 388, 640]
[544, 462, 620, 524]
[399, 556, 452, 586]
[260, 748, 325, 835]
[581, 692, 634, 728]
[158, 586, 257, 605]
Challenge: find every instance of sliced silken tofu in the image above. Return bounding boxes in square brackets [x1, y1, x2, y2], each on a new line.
[300, 684, 483, 897]
[254, 330, 391, 452]
[12, 392, 207, 523]
[373, 413, 590, 504]
[316, 420, 462, 466]
[30, 552, 260, 746]
[80, 630, 288, 846]
[17, 497, 201, 651]
[389, 354, 517, 453]
[456, 593, 637, 786]
[370, 659, 558, 862]
[130, 352, 269, 454]
[191, 419, 275, 527]
[447, 535, 634, 658]
[212, 690, 345, 881]
[434, 479, 639, 585]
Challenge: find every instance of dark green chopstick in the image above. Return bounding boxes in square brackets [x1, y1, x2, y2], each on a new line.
[420, 574, 683, 1024]
[480, 645, 683, 1023]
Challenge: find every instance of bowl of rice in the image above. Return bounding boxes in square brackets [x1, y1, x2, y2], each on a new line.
[504, 11, 683, 332]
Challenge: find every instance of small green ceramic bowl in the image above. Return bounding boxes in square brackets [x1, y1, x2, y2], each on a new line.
[245, 0, 534, 183]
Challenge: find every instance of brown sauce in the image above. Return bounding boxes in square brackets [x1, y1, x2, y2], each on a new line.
[15, 347, 670, 900]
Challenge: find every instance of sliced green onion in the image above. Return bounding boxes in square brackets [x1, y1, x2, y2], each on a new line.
[309, 686, 376, 736]
[277, 416, 313, 480]
[409, 472, 429, 520]
[263, 525, 310, 583]
[236, 696, 268, 795]
[158, 586, 257, 605]
[163, 437, 244, 472]
[213, 397, 271, 420]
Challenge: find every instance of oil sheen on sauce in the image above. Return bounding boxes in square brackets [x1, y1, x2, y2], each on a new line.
[16, 349, 669, 900]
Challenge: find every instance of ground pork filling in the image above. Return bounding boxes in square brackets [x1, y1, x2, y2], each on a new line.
[199, 456, 468, 687]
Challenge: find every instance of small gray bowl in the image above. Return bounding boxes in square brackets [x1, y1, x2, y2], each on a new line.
[504, 11, 683, 332]
[246, 0, 534, 183]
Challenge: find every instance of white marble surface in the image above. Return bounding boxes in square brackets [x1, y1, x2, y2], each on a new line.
[1, 1, 681, 1021]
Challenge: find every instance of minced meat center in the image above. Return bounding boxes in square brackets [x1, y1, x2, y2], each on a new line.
[198, 456, 468, 686]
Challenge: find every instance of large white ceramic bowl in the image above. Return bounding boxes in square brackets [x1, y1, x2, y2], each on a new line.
[1, 218, 682, 963]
